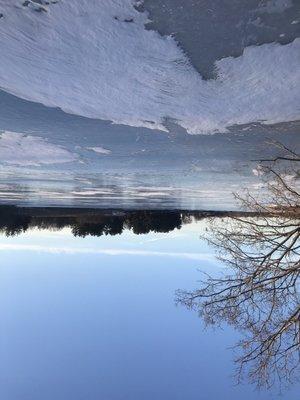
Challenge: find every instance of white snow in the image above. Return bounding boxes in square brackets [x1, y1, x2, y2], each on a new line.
[252, 166, 264, 176]
[0, 131, 76, 166]
[0, 0, 299, 134]
[86, 147, 111, 155]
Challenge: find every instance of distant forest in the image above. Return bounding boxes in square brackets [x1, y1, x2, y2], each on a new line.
[0, 206, 245, 238]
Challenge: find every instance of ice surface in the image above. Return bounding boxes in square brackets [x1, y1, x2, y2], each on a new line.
[86, 147, 112, 155]
[0, 131, 76, 166]
[0, 0, 299, 134]
[257, 0, 293, 14]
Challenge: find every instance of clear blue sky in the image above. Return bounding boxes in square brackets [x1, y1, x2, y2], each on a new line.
[0, 224, 298, 400]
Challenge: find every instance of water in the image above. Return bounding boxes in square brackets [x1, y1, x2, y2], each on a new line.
[1, 218, 299, 399]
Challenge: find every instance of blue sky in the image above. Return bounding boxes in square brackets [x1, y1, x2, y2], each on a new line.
[0, 223, 299, 400]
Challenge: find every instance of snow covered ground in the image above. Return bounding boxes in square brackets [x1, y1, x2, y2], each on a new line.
[0, 0, 299, 135]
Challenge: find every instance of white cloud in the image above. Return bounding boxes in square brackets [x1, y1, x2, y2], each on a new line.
[0, 243, 214, 261]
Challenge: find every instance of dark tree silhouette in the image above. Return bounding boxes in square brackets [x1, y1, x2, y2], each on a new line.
[0, 208, 207, 238]
[0, 206, 31, 236]
[177, 144, 300, 388]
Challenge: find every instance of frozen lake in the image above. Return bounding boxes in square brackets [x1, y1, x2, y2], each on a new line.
[0, 0, 299, 209]
[0, 89, 299, 209]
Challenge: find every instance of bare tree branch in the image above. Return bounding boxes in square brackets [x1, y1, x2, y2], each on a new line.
[176, 143, 300, 388]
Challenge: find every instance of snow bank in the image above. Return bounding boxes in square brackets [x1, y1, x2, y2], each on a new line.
[0, 131, 76, 165]
[0, 0, 299, 134]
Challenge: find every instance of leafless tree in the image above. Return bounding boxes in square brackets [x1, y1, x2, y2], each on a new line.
[176, 142, 300, 388]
